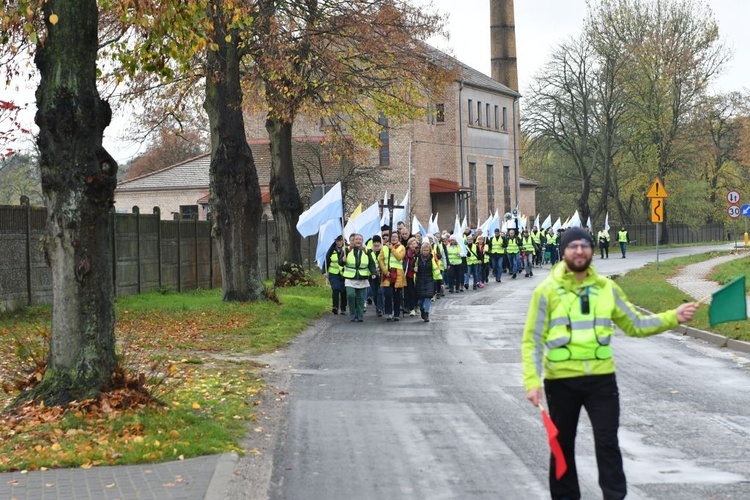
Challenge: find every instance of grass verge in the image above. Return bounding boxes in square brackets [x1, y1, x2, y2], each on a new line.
[0, 283, 329, 472]
[615, 251, 750, 342]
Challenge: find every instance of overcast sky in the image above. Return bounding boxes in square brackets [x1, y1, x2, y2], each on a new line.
[427, 0, 749, 95]
[4, 0, 749, 164]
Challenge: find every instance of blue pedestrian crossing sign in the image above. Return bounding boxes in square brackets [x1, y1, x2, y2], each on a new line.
[742, 204, 750, 217]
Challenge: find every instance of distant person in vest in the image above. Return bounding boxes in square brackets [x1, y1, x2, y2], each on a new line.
[531, 225, 544, 267]
[368, 235, 384, 317]
[379, 231, 406, 321]
[324, 235, 347, 315]
[339, 233, 376, 322]
[598, 227, 610, 259]
[521, 227, 698, 500]
[415, 241, 442, 322]
[503, 228, 522, 279]
[445, 235, 463, 293]
[617, 226, 630, 258]
[487, 228, 505, 282]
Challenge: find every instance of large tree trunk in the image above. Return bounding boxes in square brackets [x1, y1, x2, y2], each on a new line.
[204, 5, 265, 302]
[29, 0, 118, 406]
[265, 117, 304, 285]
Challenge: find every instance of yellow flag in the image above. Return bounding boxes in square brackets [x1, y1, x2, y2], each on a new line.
[349, 204, 362, 221]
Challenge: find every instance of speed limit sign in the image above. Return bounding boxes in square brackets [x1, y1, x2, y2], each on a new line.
[727, 190, 741, 204]
[728, 205, 741, 218]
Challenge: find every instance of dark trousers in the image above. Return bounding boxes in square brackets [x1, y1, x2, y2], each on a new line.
[544, 374, 626, 500]
[599, 241, 609, 258]
[383, 285, 403, 317]
[404, 276, 417, 312]
[449, 265, 463, 291]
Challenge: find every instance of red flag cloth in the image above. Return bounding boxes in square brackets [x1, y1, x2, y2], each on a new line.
[540, 406, 568, 480]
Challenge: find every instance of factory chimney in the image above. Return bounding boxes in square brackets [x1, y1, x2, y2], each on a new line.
[490, 0, 518, 92]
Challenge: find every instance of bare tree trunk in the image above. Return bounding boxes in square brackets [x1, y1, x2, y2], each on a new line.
[28, 0, 118, 406]
[266, 117, 304, 285]
[204, 5, 265, 302]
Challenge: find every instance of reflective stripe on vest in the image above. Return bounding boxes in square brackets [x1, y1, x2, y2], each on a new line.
[466, 243, 479, 265]
[522, 236, 535, 252]
[446, 244, 462, 265]
[618, 231, 628, 242]
[382, 246, 403, 270]
[545, 284, 615, 362]
[490, 236, 504, 254]
[342, 249, 371, 279]
[328, 254, 342, 275]
[506, 238, 519, 254]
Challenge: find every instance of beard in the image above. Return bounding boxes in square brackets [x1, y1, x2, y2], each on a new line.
[564, 252, 593, 273]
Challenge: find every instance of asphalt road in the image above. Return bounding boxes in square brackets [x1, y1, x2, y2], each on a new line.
[226, 244, 750, 500]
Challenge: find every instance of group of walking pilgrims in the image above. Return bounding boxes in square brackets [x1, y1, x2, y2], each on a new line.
[324, 219, 632, 323]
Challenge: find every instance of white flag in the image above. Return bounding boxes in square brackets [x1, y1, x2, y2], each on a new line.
[567, 210, 582, 228]
[541, 214, 552, 230]
[428, 212, 440, 235]
[552, 217, 562, 232]
[453, 215, 466, 257]
[412, 214, 428, 238]
[354, 202, 382, 242]
[534, 214, 540, 229]
[604, 212, 610, 232]
[316, 219, 344, 269]
[297, 182, 343, 237]
[586, 216, 592, 231]
[392, 191, 410, 225]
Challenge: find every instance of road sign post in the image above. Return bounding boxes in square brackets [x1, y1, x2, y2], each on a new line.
[646, 178, 668, 268]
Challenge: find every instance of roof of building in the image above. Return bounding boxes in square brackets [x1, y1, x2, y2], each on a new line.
[520, 176, 539, 186]
[424, 44, 520, 98]
[116, 136, 338, 193]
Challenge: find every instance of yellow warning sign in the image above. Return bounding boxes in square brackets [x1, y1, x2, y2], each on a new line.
[646, 178, 668, 199]
[651, 198, 664, 223]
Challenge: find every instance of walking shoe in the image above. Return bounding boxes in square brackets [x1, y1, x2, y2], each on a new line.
[356, 318, 363, 322]
[410, 310, 416, 317]
[449, 289, 455, 293]
[530, 271, 533, 276]
[387, 315, 393, 321]
[512, 273, 517, 279]
[458, 288, 464, 292]
[367, 297, 373, 305]
[393, 316, 400, 321]
[423, 312, 429, 323]
[464, 283, 469, 290]
[377, 310, 383, 317]
[525, 273, 529, 277]
[340, 308, 347, 315]
[332, 307, 338, 315]
[350, 317, 355, 322]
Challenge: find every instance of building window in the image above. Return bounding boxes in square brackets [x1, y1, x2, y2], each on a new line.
[469, 162, 477, 225]
[494, 106, 500, 130]
[378, 112, 389, 167]
[436, 103, 445, 123]
[503, 164, 511, 213]
[180, 205, 199, 219]
[468, 99, 473, 126]
[486, 103, 491, 129]
[476, 101, 482, 126]
[502, 106, 508, 131]
[486, 164, 495, 215]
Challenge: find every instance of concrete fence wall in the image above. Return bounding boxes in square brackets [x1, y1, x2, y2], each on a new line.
[0, 204, 319, 313]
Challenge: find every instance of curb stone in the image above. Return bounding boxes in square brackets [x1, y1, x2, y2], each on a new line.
[204, 452, 239, 500]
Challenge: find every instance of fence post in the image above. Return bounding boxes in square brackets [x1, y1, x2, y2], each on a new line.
[111, 208, 117, 297]
[154, 207, 162, 289]
[21, 196, 33, 306]
[133, 206, 141, 294]
[176, 213, 182, 292]
[194, 214, 199, 290]
[264, 215, 270, 280]
[208, 220, 213, 289]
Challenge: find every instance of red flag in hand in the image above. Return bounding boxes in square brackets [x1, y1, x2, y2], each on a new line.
[539, 404, 568, 480]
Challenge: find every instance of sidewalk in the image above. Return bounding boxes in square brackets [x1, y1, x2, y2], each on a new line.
[666, 251, 750, 353]
[1, 247, 747, 499]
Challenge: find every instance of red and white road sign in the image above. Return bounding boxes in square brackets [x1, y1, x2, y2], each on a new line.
[728, 205, 741, 218]
[727, 190, 741, 204]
